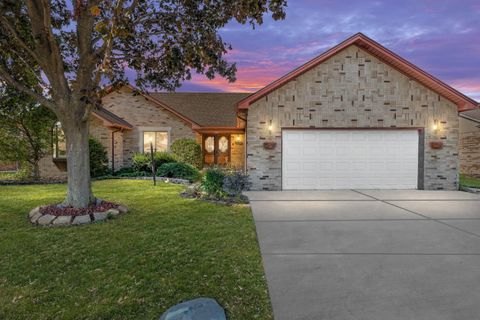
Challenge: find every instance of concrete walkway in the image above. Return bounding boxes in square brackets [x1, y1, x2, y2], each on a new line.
[246, 190, 480, 320]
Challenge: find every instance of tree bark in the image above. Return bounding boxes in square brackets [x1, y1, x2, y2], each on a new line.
[62, 116, 95, 208]
[32, 161, 40, 180]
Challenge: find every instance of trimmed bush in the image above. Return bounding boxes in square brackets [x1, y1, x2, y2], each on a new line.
[170, 139, 202, 169]
[157, 162, 201, 182]
[89, 137, 109, 177]
[132, 152, 177, 173]
[201, 166, 226, 197]
[223, 171, 251, 196]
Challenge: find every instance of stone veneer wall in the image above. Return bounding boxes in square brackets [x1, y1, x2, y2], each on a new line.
[102, 86, 196, 167]
[230, 134, 245, 170]
[246, 45, 459, 190]
[459, 118, 480, 177]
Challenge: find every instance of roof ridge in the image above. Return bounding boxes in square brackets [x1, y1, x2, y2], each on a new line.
[237, 33, 478, 111]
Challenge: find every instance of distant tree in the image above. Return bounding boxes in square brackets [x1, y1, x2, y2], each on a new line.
[0, 87, 57, 179]
[0, 0, 287, 208]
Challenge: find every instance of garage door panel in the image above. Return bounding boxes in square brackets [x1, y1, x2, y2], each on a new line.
[282, 130, 419, 190]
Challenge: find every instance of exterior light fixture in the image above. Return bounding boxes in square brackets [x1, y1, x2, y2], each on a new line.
[268, 125, 273, 131]
[432, 120, 438, 132]
[236, 135, 241, 142]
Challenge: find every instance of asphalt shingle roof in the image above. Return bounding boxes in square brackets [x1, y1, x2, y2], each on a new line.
[149, 92, 250, 127]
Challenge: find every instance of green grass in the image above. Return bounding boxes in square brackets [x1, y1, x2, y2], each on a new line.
[460, 174, 480, 188]
[0, 180, 272, 320]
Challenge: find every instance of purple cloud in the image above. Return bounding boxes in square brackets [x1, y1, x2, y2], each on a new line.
[173, 0, 480, 101]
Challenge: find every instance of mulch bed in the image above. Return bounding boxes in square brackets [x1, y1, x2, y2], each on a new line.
[40, 201, 120, 217]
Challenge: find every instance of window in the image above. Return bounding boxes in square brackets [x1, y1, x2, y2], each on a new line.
[143, 131, 168, 153]
[204, 136, 214, 153]
[218, 136, 229, 153]
[53, 122, 66, 158]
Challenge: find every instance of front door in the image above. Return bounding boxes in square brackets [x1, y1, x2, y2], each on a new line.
[203, 134, 231, 166]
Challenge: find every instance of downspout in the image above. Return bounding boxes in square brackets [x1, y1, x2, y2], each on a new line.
[111, 129, 120, 175]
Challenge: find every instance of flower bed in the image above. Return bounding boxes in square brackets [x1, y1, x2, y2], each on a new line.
[29, 200, 128, 226]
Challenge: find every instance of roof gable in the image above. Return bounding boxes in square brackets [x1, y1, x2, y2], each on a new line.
[238, 33, 478, 112]
[102, 84, 249, 128]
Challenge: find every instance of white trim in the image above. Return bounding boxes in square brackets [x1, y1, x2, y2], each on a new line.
[138, 126, 171, 152]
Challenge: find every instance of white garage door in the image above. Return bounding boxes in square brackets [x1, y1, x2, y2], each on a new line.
[282, 130, 419, 190]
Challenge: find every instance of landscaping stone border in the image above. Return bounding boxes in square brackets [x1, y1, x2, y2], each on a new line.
[28, 205, 128, 226]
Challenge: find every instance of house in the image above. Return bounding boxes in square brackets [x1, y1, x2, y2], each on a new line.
[39, 33, 479, 190]
[459, 110, 480, 177]
[39, 88, 250, 179]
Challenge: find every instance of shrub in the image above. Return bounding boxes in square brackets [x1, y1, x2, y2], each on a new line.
[89, 137, 109, 177]
[201, 166, 226, 198]
[170, 139, 202, 169]
[132, 151, 176, 173]
[157, 162, 201, 182]
[114, 166, 149, 177]
[223, 170, 251, 196]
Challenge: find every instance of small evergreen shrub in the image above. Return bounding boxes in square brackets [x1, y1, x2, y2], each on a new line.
[223, 170, 251, 196]
[201, 166, 226, 198]
[89, 137, 109, 177]
[132, 152, 150, 172]
[132, 152, 177, 173]
[157, 162, 200, 182]
[114, 166, 148, 177]
[170, 139, 202, 169]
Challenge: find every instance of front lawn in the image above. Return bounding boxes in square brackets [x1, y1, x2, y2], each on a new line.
[0, 180, 272, 319]
[460, 174, 480, 188]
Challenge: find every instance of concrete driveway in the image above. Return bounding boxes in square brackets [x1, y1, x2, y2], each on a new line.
[245, 190, 480, 320]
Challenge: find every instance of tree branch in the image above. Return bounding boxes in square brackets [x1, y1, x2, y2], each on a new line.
[0, 15, 41, 64]
[25, 0, 71, 101]
[0, 65, 58, 112]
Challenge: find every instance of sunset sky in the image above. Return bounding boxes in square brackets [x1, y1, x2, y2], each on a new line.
[177, 0, 480, 101]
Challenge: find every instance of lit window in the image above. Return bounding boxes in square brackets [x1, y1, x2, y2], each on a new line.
[143, 131, 168, 153]
[205, 136, 214, 153]
[53, 122, 66, 158]
[219, 136, 229, 153]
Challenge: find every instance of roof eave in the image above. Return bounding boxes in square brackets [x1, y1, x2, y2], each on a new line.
[91, 111, 133, 130]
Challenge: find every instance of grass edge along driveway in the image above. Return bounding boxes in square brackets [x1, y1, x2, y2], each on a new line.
[0, 180, 272, 320]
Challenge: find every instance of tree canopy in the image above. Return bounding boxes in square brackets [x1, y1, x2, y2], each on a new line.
[0, 0, 287, 207]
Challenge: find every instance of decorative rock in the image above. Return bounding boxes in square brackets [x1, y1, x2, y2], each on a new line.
[37, 214, 56, 225]
[52, 215, 71, 226]
[72, 215, 91, 225]
[117, 205, 128, 214]
[159, 298, 226, 320]
[93, 211, 108, 221]
[30, 211, 43, 223]
[28, 204, 127, 226]
[95, 198, 103, 206]
[105, 208, 120, 217]
[29, 207, 40, 218]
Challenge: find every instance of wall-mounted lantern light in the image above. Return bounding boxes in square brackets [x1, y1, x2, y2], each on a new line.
[432, 119, 439, 132]
[268, 120, 273, 132]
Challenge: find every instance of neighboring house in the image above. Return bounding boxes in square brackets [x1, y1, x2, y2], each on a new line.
[0, 161, 18, 172]
[39, 33, 479, 190]
[459, 110, 480, 177]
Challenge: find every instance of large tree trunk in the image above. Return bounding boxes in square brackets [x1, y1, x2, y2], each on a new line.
[32, 161, 40, 180]
[62, 116, 95, 208]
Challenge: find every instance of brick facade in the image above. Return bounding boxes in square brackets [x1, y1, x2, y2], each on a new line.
[102, 86, 196, 168]
[246, 45, 459, 190]
[459, 118, 480, 177]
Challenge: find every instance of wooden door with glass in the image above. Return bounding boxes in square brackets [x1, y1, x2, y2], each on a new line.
[203, 134, 231, 166]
